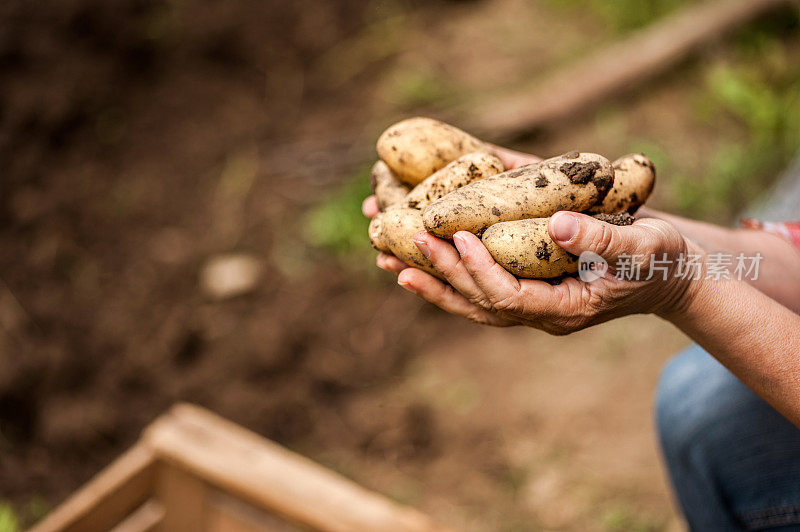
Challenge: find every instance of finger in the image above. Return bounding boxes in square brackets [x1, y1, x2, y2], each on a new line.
[516, 276, 578, 317]
[412, 231, 492, 309]
[452, 231, 522, 309]
[512, 277, 590, 332]
[362, 196, 380, 218]
[376, 252, 407, 274]
[375, 252, 408, 274]
[489, 144, 542, 170]
[397, 268, 515, 326]
[549, 211, 682, 265]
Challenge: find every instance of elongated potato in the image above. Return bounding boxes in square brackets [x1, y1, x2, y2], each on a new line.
[369, 152, 502, 252]
[588, 153, 655, 214]
[423, 152, 613, 238]
[370, 161, 410, 211]
[373, 207, 443, 279]
[376, 117, 491, 186]
[482, 218, 578, 279]
[403, 152, 504, 210]
[483, 213, 634, 279]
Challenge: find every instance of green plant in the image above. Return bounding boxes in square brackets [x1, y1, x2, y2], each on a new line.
[304, 166, 373, 258]
[0, 503, 19, 532]
[25, 496, 49, 524]
[386, 67, 455, 109]
[677, 59, 800, 220]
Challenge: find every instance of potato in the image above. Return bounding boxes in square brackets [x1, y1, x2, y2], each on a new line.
[376, 117, 491, 186]
[422, 152, 613, 239]
[403, 152, 505, 210]
[368, 212, 391, 253]
[482, 218, 578, 279]
[588, 153, 655, 214]
[372, 207, 443, 279]
[482, 213, 634, 279]
[370, 161, 410, 211]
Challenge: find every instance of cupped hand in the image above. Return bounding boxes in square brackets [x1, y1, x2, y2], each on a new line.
[363, 146, 699, 334]
[400, 213, 700, 333]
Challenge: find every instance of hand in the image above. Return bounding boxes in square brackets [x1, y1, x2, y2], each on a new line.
[362, 145, 542, 275]
[363, 146, 700, 334]
[400, 213, 701, 333]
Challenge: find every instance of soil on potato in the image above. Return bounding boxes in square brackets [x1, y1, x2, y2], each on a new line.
[593, 212, 635, 225]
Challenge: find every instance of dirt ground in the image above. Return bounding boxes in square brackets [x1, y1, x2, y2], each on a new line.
[1, 0, 798, 530]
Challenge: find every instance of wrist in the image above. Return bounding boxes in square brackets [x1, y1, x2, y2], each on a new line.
[657, 274, 714, 325]
[654, 239, 709, 321]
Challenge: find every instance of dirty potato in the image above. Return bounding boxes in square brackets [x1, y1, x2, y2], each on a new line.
[376, 207, 443, 279]
[422, 152, 613, 238]
[376, 117, 491, 186]
[588, 153, 655, 214]
[403, 152, 504, 210]
[482, 218, 578, 279]
[370, 161, 410, 211]
[483, 213, 634, 279]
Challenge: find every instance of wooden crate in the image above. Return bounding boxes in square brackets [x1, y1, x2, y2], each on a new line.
[30, 403, 451, 532]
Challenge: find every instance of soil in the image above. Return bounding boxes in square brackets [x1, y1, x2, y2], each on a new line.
[534, 175, 549, 188]
[560, 161, 600, 185]
[1, 0, 439, 516]
[534, 240, 552, 261]
[5, 0, 784, 529]
[593, 212, 636, 226]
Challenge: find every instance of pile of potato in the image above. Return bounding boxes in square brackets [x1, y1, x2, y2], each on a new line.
[368, 118, 655, 279]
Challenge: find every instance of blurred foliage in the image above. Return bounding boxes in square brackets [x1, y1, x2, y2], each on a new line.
[25, 496, 49, 524]
[549, 0, 692, 33]
[0, 503, 18, 532]
[617, 16, 800, 222]
[0, 496, 49, 531]
[384, 66, 456, 109]
[304, 166, 374, 261]
[675, 31, 800, 220]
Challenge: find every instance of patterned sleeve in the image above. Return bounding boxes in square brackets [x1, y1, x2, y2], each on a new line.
[740, 218, 800, 250]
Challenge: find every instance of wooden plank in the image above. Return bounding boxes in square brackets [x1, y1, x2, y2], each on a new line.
[468, 0, 794, 139]
[207, 491, 306, 532]
[143, 403, 451, 532]
[155, 463, 209, 532]
[108, 500, 164, 532]
[29, 444, 157, 532]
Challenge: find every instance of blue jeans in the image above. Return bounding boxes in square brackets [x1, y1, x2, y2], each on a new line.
[656, 345, 800, 531]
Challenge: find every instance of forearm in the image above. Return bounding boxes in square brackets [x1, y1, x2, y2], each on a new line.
[665, 277, 800, 427]
[640, 208, 800, 313]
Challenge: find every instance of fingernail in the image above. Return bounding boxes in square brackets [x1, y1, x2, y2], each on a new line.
[398, 278, 417, 294]
[551, 212, 579, 243]
[453, 232, 467, 255]
[413, 236, 431, 258]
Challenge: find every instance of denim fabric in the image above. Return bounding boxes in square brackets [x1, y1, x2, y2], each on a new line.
[656, 344, 800, 531]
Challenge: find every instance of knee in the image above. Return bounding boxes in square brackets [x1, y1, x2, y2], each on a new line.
[655, 346, 741, 459]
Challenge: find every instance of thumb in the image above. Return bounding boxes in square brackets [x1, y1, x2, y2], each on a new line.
[549, 211, 669, 264]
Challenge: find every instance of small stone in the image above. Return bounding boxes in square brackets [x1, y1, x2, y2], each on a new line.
[200, 254, 262, 300]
